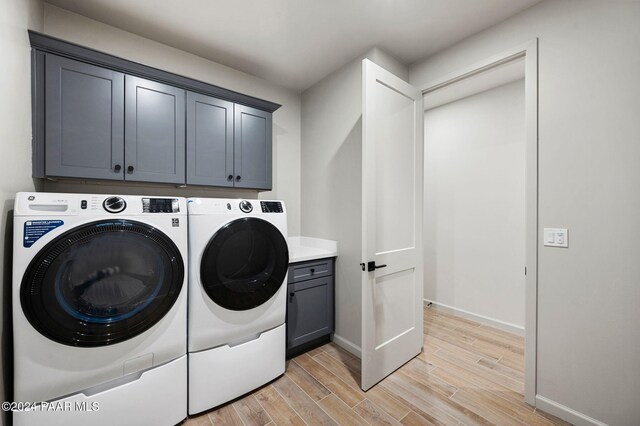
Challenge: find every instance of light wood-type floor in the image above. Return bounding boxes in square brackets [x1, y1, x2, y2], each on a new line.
[185, 306, 571, 425]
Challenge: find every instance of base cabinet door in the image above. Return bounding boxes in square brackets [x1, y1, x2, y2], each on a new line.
[286, 257, 335, 355]
[125, 76, 186, 184]
[45, 54, 124, 180]
[287, 276, 334, 349]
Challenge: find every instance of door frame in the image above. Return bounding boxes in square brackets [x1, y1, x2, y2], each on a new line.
[418, 39, 539, 405]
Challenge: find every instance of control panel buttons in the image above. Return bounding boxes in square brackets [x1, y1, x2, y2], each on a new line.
[103, 196, 126, 214]
[80, 200, 87, 210]
[239, 200, 253, 213]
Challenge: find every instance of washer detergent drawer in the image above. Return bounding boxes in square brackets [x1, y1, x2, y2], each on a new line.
[188, 324, 285, 415]
[13, 355, 187, 426]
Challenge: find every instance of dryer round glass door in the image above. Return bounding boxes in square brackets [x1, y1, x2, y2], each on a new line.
[20, 219, 184, 347]
[200, 217, 289, 311]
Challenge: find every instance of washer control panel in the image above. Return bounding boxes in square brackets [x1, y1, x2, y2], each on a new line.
[260, 201, 283, 213]
[103, 196, 126, 213]
[239, 200, 253, 213]
[142, 198, 180, 213]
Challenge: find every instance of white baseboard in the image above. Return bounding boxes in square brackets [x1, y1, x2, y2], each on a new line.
[536, 395, 608, 426]
[332, 334, 361, 359]
[424, 299, 525, 336]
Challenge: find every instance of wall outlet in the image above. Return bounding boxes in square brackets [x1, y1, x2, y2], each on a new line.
[544, 228, 568, 248]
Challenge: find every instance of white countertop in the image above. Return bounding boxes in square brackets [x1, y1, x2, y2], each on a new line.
[288, 236, 338, 263]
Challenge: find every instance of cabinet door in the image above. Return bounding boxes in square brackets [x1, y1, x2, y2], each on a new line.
[233, 105, 272, 190]
[125, 76, 185, 184]
[45, 55, 124, 180]
[287, 276, 334, 349]
[186, 92, 234, 186]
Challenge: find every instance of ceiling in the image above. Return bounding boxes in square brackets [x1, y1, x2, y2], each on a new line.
[44, 0, 541, 91]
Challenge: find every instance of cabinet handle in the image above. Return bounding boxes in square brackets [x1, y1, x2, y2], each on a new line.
[290, 293, 295, 297]
[127, 165, 134, 174]
[310, 268, 315, 274]
[114, 164, 122, 172]
[236, 175, 241, 181]
[227, 174, 233, 181]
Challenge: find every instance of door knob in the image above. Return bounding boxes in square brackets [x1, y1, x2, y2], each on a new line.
[227, 174, 233, 181]
[367, 261, 387, 272]
[114, 164, 121, 172]
[127, 165, 134, 174]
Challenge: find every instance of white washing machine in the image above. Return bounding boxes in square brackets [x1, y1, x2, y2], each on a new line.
[12, 192, 188, 426]
[187, 198, 289, 414]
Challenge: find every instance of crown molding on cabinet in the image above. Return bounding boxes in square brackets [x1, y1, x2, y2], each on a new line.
[28, 30, 281, 113]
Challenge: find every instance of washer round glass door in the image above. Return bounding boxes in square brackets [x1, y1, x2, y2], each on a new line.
[20, 219, 184, 347]
[200, 217, 289, 311]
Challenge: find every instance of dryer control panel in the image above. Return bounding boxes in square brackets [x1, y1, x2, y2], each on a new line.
[14, 193, 186, 216]
[260, 201, 283, 213]
[142, 198, 180, 213]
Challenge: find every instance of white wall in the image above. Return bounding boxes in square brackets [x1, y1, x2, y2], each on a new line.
[411, 1, 640, 424]
[424, 80, 525, 330]
[301, 49, 408, 354]
[301, 58, 363, 354]
[0, 2, 44, 423]
[42, 4, 302, 235]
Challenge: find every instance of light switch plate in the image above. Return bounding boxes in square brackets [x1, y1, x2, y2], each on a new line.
[544, 228, 568, 248]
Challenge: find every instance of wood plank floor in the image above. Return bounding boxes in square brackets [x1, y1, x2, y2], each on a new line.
[185, 306, 571, 425]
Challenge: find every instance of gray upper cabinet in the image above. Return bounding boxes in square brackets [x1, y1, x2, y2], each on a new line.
[125, 76, 186, 184]
[187, 97, 273, 190]
[234, 105, 272, 190]
[186, 92, 234, 187]
[31, 33, 279, 189]
[45, 54, 125, 180]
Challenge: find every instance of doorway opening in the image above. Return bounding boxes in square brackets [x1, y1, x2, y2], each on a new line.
[419, 40, 538, 404]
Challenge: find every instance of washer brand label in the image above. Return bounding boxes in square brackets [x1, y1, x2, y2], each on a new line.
[172, 218, 180, 227]
[23, 220, 63, 248]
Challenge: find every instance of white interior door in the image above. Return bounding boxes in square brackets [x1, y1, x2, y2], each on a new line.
[361, 59, 424, 390]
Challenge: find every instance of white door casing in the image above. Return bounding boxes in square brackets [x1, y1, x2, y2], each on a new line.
[419, 40, 538, 405]
[361, 59, 424, 391]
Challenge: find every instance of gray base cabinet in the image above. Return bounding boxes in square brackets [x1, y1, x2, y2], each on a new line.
[286, 258, 335, 354]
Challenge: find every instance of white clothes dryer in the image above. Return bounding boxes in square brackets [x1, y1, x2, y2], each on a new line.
[12, 192, 188, 426]
[187, 198, 288, 414]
